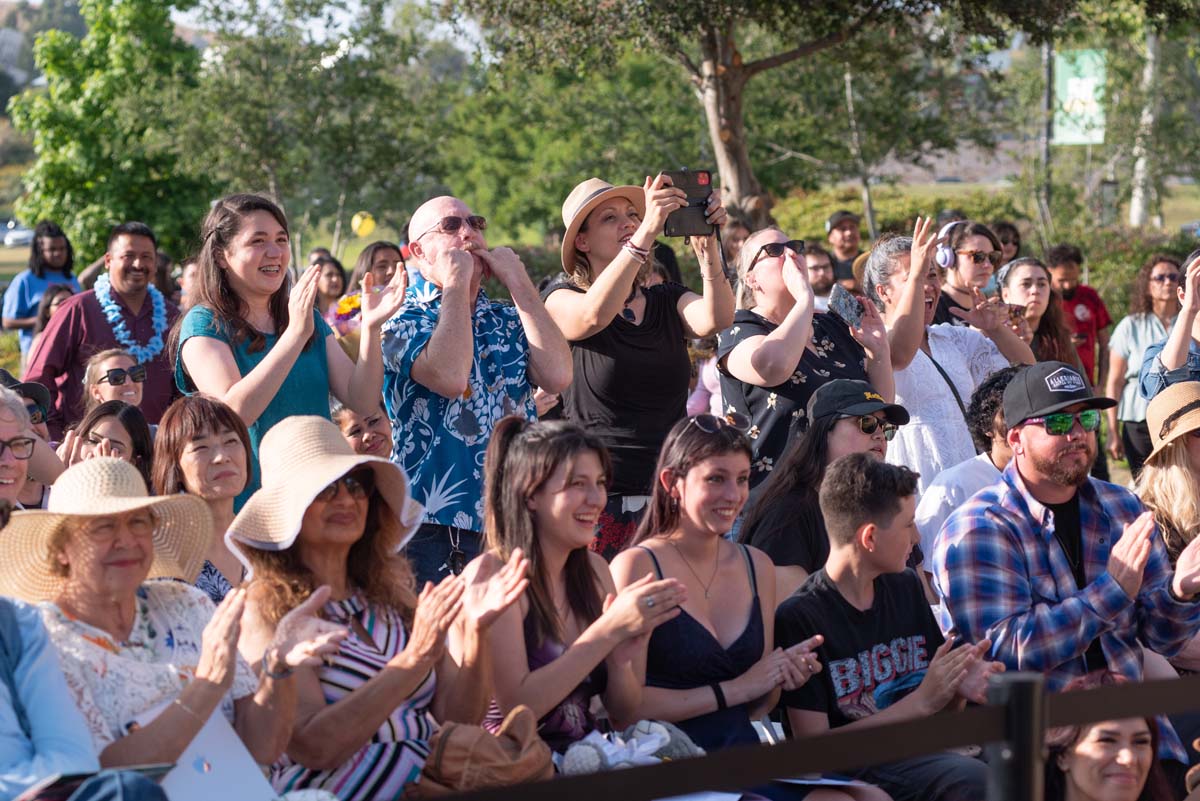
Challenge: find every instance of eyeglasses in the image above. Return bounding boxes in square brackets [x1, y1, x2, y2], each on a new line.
[686, 412, 751, 435]
[97, 365, 146, 386]
[414, 215, 487, 242]
[23, 403, 45, 425]
[315, 470, 375, 502]
[841, 414, 898, 441]
[956, 250, 1002, 267]
[0, 436, 35, 460]
[1026, 410, 1101, 436]
[749, 240, 805, 269]
[1151, 273, 1181, 283]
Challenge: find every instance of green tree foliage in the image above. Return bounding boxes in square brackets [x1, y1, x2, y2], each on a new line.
[9, 0, 214, 259]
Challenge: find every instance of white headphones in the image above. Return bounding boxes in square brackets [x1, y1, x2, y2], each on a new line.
[934, 221, 963, 270]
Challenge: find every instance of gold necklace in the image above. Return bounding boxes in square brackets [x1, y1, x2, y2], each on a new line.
[669, 540, 721, 599]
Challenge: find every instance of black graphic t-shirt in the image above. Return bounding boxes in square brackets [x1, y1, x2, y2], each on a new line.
[716, 310, 867, 489]
[776, 568, 944, 728]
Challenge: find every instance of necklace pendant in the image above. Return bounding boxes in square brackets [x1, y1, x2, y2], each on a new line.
[621, 307, 635, 322]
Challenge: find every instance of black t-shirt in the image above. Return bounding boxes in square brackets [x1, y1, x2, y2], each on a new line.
[716, 310, 868, 489]
[831, 252, 861, 282]
[741, 490, 829, 576]
[542, 279, 691, 496]
[776, 569, 944, 728]
[1047, 494, 1108, 672]
[931, 291, 971, 327]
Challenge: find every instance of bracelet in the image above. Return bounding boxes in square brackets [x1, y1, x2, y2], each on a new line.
[173, 697, 205, 724]
[701, 273, 723, 282]
[711, 682, 728, 711]
[622, 242, 650, 263]
[262, 653, 295, 680]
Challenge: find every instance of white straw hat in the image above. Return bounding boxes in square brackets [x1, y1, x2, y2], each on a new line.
[227, 416, 422, 557]
[560, 178, 645, 274]
[0, 458, 213, 603]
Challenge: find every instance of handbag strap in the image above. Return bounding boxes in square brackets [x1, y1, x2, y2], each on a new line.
[924, 348, 981, 454]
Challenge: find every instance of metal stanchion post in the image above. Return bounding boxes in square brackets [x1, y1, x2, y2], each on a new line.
[985, 672, 1045, 801]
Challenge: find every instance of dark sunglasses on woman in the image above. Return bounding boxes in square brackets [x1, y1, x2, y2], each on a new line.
[687, 412, 752, 435]
[843, 414, 898, 441]
[750, 240, 805, 267]
[315, 469, 376, 502]
[97, 365, 147, 386]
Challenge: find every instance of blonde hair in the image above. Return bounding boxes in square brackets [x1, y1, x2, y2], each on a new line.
[83, 348, 135, 413]
[1135, 439, 1200, 561]
[734, 227, 784, 310]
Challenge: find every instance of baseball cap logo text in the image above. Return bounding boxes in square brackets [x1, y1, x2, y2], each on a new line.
[1045, 367, 1086, 393]
[864, 392, 883, 402]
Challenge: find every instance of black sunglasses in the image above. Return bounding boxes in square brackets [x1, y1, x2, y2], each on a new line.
[686, 412, 751, 435]
[97, 365, 146, 386]
[315, 469, 376, 503]
[750, 240, 805, 268]
[841, 414, 898, 440]
[414, 215, 487, 242]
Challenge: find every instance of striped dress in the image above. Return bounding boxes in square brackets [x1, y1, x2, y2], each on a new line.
[272, 594, 438, 800]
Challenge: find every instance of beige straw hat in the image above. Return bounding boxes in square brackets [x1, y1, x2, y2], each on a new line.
[560, 178, 646, 274]
[227, 415, 423, 556]
[1145, 381, 1200, 465]
[0, 458, 213, 603]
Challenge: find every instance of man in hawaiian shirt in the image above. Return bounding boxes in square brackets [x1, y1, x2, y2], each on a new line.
[381, 195, 571, 586]
[26, 222, 179, 439]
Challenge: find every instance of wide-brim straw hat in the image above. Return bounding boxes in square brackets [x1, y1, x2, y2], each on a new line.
[1146, 381, 1200, 465]
[560, 178, 646, 274]
[227, 415, 423, 559]
[0, 458, 213, 603]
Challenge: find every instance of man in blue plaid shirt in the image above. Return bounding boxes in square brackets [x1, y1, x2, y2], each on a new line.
[933, 361, 1200, 770]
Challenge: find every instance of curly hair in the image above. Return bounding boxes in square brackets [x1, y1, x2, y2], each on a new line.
[1129, 254, 1182, 317]
[965, 366, 1021, 453]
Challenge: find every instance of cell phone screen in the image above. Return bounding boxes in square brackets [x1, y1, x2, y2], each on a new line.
[828, 284, 863, 328]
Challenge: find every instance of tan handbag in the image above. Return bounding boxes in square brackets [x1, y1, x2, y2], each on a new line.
[404, 705, 554, 798]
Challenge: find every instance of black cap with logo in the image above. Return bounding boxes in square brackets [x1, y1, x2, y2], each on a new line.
[1002, 361, 1116, 427]
[825, 210, 861, 234]
[0, 369, 50, 411]
[807, 379, 910, 425]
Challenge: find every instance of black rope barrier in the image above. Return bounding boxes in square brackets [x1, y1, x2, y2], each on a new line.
[444, 672, 1200, 801]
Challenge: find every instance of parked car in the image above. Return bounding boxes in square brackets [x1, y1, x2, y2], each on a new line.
[3, 220, 32, 248]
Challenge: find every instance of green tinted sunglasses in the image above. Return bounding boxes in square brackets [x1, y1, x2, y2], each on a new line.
[1025, 409, 1101, 436]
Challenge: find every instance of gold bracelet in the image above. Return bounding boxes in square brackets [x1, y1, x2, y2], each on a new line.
[701, 274, 723, 282]
[173, 697, 205, 724]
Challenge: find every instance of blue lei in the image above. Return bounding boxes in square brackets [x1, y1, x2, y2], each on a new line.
[94, 274, 167, 363]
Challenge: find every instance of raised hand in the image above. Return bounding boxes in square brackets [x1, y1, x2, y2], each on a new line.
[1183, 256, 1200, 318]
[780, 252, 813, 313]
[196, 588, 247, 692]
[850, 296, 890, 359]
[954, 639, 1005, 704]
[690, 191, 729, 271]
[475, 247, 529, 291]
[285, 264, 321, 342]
[1108, 510, 1154, 599]
[80, 435, 116, 461]
[949, 288, 1006, 333]
[56, 429, 84, 468]
[425, 247, 480, 291]
[461, 548, 530, 630]
[600, 572, 686, 639]
[268, 585, 350, 671]
[638, 174, 687, 239]
[391, 575, 464, 671]
[910, 216, 937, 281]
[359, 265, 409, 330]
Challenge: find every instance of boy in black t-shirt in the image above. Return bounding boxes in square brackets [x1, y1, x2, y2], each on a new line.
[776, 453, 1002, 801]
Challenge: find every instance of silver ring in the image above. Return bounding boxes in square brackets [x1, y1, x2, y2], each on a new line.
[645, 597, 656, 608]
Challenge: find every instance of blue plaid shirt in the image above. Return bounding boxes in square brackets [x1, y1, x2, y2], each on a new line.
[933, 462, 1200, 761]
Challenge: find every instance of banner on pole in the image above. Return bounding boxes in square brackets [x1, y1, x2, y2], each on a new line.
[1053, 49, 1107, 145]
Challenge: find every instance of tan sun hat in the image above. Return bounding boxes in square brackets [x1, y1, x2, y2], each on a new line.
[227, 416, 423, 560]
[560, 178, 646, 274]
[1146, 381, 1200, 465]
[0, 457, 213, 603]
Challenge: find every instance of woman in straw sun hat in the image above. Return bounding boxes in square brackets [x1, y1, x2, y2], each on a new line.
[0, 457, 346, 770]
[542, 174, 733, 559]
[229, 415, 529, 800]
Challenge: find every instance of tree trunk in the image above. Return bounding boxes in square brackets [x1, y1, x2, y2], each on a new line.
[1128, 30, 1160, 228]
[330, 187, 348, 258]
[843, 63, 877, 238]
[697, 26, 772, 229]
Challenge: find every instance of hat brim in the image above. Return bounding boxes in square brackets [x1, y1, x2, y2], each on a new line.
[0, 494, 213, 603]
[228, 453, 422, 559]
[560, 186, 646, 274]
[12, 382, 50, 412]
[837, 401, 910, 426]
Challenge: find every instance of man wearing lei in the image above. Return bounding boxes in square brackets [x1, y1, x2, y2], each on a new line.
[25, 222, 179, 439]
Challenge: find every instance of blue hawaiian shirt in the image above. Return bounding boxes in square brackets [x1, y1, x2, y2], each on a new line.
[381, 279, 535, 532]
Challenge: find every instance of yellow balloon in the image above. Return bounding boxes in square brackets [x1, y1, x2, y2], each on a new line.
[351, 211, 375, 238]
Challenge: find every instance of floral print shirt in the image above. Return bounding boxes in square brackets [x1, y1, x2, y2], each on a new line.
[381, 278, 535, 532]
[40, 581, 258, 751]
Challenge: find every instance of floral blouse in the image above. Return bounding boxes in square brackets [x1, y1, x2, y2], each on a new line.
[40, 581, 258, 751]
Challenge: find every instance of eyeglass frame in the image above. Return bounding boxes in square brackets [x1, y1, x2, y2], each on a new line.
[413, 215, 488, 242]
[838, 413, 899, 441]
[956, 249, 1002, 267]
[1024, 410, 1102, 436]
[96, 365, 147, 386]
[0, 436, 36, 460]
[685, 412, 752, 435]
[314, 470, 376, 503]
[748, 240, 805, 271]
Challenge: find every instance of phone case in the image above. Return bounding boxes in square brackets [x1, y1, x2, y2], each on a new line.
[663, 169, 715, 238]
[828, 284, 863, 328]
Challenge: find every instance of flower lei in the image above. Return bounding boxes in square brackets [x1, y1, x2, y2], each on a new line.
[94, 274, 167, 363]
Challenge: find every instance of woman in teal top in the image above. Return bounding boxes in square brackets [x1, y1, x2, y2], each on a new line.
[173, 193, 408, 507]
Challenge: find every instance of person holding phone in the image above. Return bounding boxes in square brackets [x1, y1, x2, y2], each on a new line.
[544, 175, 733, 560]
[719, 228, 894, 501]
[1139, 249, 1200, 400]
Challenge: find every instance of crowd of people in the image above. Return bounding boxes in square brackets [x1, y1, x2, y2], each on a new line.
[0, 180, 1196, 801]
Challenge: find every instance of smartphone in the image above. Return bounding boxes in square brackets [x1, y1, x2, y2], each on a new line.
[829, 284, 864, 328]
[662, 168, 716, 238]
[1007, 303, 1027, 324]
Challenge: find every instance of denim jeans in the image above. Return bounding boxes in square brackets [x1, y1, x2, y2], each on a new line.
[853, 752, 986, 801]
[403, 523, 483, 588]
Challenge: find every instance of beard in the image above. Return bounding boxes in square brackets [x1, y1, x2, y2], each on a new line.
[1028, 438, 1096, 487]
[811, 275, 833, 296]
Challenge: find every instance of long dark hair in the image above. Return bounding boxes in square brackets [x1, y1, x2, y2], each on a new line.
[349, 240, 402, 294]
[28, 221, 74, 279]
[632, 417, 753, 544]
[33, 283, 73, 335]
[1129, 253, 1182, 317]
[739, 413, 839, 540]
[1001, 257, 1077, 364]
[484, 417, 607, 646]
[73, 400, 154, 490]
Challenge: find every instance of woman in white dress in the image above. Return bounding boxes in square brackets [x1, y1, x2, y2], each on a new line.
[863, 221, 1034, 492]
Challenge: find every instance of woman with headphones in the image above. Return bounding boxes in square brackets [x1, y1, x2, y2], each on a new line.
[930, 221, 1004, 326]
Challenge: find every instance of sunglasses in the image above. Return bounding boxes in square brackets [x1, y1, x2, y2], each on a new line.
[1026, 410, 1101, 436]
[842, 414, 898, 441]
[1151, 273, 1181, 283]
[97, 365, 146, 386]
[956, 249, 1002, 267]
[23, 403, 45, 426]
[0, 436, 35, 460]
[750, 240, 805, 268]
[687, 412, 751, 435]
[315, 470, 375, 503]
[414, 215, 487, 242]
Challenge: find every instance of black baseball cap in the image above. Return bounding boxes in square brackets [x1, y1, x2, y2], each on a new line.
[0, 369, 50, 411]
[825, 210, 861, 234]
[807, 379, 910, 425]
[1002, 361, 1115, 427]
